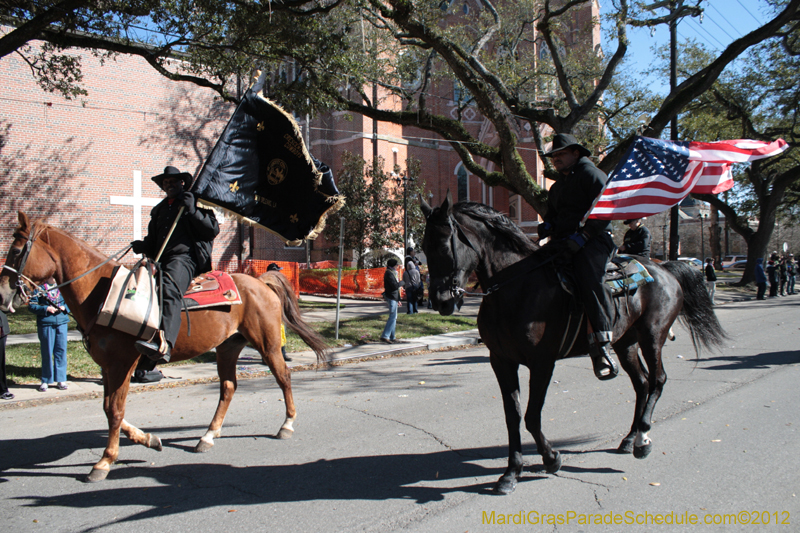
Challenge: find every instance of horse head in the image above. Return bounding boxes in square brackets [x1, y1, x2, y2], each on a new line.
[0, 212, 57, 313]
[420, 191, 481, 316]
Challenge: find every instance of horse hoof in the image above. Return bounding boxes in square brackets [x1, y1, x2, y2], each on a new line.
[544, 451, 561, 474]
[493, 476, 517, 495]
[617, 440, 634, 454]
[194, 440, 214, 453]
[277, 428, 294, 440]
[147, 434, 162, 452]
[85, 468, 109, 483]
[633, 442, 652, 459]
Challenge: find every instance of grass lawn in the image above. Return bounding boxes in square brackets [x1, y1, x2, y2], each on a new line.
[5, 311, 476, 385]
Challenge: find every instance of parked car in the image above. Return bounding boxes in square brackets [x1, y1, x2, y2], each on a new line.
[677, 257, 703, 269]
[727, 260, 748, 271]
[721, 255, 747, 269]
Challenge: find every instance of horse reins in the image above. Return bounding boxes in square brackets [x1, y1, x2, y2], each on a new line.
[2, 225, 132, 312]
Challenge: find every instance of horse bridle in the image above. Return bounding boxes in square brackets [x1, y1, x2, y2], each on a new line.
[444, 214, 482, 297]
[2, 225, 131, 305]
[2, 232, 36, 301]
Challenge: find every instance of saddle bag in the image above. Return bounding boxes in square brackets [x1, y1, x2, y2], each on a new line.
[96, 259, 160, 339]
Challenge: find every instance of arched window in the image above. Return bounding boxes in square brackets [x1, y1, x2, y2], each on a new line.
[457, 165, 468, 202]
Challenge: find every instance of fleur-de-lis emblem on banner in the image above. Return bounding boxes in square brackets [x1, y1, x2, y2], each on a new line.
[290, 214, 299, 223]
[229, 181, 240, 193]
[257, 122, 265, 131]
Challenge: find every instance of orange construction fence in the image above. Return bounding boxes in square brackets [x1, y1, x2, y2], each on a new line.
[213, 261, 428, 299]
[216, 259, 300, 296]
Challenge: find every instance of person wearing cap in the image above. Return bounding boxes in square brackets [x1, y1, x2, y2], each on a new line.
[380, 258, 404, 343]
[618, 218, 651, 258]
[266, 263, 292, 362]
[131, 166, 220, 363]
[538, 133, 618, 381]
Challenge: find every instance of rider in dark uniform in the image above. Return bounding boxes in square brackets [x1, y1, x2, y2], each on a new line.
[131, 166, 220, 363]
[538, 134, 618, 380]
[618, 218, 651, 258]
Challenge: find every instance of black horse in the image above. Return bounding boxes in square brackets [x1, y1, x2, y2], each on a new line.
[421, 194, 726, 494]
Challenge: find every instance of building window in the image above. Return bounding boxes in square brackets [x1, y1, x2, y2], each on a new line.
[508, 195, 520, 222]
[457, 165, 468, 202]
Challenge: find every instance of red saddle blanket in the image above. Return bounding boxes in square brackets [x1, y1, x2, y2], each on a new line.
[182, 271, 242, 310]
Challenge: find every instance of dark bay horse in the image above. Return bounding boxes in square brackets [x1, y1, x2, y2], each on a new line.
[0, 212, 328, 482]
[421, 195, 726, 494]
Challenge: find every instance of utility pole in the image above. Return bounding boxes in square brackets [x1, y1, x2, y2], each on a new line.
[668, 0, 680, 261]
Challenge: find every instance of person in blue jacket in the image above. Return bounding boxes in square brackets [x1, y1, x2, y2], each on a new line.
[754, 257, 767, 300]
[29, 277, 70, 392]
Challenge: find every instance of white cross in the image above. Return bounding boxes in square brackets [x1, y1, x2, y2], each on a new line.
[110, 170, 162, 240]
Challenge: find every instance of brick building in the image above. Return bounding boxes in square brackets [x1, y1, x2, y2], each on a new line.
[0, 1, 601, 265]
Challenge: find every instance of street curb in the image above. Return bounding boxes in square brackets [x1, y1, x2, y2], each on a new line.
[0, 334, 483, 411]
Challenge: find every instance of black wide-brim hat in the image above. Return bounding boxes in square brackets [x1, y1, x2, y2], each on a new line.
[151, 166, 193, 190]
[543, 133, 592, 158]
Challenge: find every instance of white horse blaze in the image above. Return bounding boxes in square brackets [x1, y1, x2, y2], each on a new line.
[635, 431, 651, 447]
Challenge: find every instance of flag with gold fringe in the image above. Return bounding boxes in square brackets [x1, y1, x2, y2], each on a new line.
[192, 73, 343, 245]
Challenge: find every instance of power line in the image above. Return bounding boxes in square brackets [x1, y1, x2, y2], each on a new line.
[708, 3, 745, 38]
[702, 11, 738, 42]
[735, 0, 763, 24]
[684, 17, 726, 50]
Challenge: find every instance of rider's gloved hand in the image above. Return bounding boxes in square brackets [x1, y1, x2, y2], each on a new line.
[131, 240, 146, 255]
[181, 191, 196, 215]
[537, 222, 552, 239]
[564, 232, 587, 254]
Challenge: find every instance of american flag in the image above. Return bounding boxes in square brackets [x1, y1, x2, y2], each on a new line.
[588, 136, 789, 220]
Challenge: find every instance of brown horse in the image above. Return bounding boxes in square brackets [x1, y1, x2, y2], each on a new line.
[0, 212, 328, 482]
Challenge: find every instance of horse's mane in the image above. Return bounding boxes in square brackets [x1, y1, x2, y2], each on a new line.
[453, 202, 539, 256]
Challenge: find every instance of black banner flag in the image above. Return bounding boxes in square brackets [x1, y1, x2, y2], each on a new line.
[192, 74, 343, 245]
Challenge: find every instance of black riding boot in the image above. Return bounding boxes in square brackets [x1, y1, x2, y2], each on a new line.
[589, 340, 618, 381]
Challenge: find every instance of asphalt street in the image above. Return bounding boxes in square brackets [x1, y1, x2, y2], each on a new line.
[0, 295, 798, 532]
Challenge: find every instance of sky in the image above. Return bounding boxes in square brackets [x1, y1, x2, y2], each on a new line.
[616, 0, 773, 93]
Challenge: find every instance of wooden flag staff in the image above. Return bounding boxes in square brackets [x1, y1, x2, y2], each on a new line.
[154, 206, 185, 263]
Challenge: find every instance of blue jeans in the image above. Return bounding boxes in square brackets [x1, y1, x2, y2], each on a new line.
[38, 322, 68, 383]
[381, 299, 398, 340]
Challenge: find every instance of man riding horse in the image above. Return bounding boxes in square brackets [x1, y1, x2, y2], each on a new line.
[131, 166, 220, 363]
[538, 134, 618, 380]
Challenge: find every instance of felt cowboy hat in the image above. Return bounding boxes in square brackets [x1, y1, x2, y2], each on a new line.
[543, 133, 592, 158]
[151, 166, 193, 190]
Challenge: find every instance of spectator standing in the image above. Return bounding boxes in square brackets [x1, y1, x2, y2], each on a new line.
[0, 309, 12, 400]
[29, 277, 70, 392]
[778, 256, 787, 296]
[380, 258, 404, 343]
[755, 258, 768, 300]
[786, 254, 796, 295]
[403, 247, 422, 314]
[766, 253, 779, 297]
[704, 258, 717, 305]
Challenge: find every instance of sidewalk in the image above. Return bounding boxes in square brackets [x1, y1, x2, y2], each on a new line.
[1, 295, 484, 406]
[0, 284, 759, 407]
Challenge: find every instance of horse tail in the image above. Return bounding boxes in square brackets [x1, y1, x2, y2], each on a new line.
[660, 261, 728, 354]
[259, 272, 330, 363]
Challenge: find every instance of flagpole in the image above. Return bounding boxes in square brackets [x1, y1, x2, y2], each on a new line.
[154, 206, 185, 263]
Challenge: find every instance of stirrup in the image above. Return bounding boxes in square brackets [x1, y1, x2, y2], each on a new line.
[590, 345, 619, 381]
